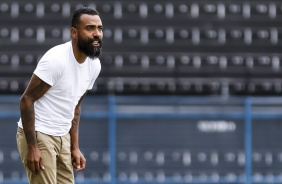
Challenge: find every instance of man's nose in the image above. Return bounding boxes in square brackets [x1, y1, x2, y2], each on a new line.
[93, 28, 100, 37]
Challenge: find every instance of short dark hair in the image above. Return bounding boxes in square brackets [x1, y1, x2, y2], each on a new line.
[71, 7, 99, 28]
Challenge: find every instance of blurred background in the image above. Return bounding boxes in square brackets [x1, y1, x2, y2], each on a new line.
[1, 0, 282, 184]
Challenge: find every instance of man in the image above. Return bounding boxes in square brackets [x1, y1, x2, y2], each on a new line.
[16, 7, 103, 184]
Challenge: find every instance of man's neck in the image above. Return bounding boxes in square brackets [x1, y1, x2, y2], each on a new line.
[72, 41, 87, 64]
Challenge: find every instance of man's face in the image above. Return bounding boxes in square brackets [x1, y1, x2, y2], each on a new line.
[76, 14, 103, 59]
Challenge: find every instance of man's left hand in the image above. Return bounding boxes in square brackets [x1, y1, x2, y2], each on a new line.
[71, 148, 86, 171]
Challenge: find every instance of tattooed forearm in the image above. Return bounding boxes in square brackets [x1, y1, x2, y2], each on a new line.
[20, 97, 37, 145]
[70, 92, 86, 150]
[70, 105, 81, 150]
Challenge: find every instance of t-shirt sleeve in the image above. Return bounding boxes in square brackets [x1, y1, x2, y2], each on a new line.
[34, 55, 63, 86]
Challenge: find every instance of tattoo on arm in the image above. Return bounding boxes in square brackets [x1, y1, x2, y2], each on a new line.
[70, 92, 87, 149]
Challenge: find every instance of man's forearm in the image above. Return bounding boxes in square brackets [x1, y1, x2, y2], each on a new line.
[70, 92, 86, 150]
[70, 106, 81, 150]
[20, 97, 37, 146]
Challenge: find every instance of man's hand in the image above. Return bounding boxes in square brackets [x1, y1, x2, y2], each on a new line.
[71, 148, 86, 171]
[27, 145, 45, 175]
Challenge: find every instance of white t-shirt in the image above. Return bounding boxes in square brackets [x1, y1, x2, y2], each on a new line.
[18, 41, 101, 136]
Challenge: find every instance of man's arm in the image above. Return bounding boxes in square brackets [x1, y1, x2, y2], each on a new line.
[20, 74, 51, 174]
[70, 91, 87, 171]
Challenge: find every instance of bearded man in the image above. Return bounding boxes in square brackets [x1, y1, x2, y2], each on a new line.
[16, 7, 103, 184]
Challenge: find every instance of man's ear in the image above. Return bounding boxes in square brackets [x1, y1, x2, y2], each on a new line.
[71, 27, 77, 39]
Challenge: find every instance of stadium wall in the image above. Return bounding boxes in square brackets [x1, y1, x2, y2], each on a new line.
[1, 95, 282, 184]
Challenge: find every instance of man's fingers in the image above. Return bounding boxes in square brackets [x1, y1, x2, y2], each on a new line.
[81, 160, 86, 166]
[80, 160, 86, 170]
[72, 157, 81, 169]
[72, 151, 86, 171]
[28, 162, 39, 175]
[76, 158, 81, 169]
[35, 160, 41, 174]
[40, 157, 45, 170]
[81, 157, 86, 169]
[28, 158, 44, 175]
[28, 162, 36, 174]
[75, 157, 86, 171]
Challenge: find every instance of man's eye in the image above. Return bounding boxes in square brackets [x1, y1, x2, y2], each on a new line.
[87, 27, 93, 30]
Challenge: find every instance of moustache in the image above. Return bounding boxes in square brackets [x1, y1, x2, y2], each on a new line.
[88, 37, 102, 45]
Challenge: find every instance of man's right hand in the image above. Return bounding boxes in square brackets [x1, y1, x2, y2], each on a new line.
[27, 145, 45, 175]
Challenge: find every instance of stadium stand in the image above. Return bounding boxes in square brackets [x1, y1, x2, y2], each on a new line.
[1, 0, 282, 96]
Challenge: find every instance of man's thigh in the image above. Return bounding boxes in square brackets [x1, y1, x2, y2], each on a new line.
[16, 127, 57, 184]
[57, 133, 74, 184]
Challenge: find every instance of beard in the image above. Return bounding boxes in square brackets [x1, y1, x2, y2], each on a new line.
[77, 33, 102, 59]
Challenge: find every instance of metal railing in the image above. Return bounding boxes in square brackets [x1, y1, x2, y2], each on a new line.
[1, 95, 282, 184]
